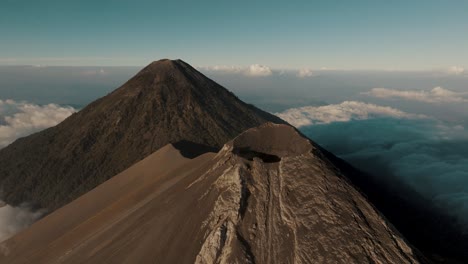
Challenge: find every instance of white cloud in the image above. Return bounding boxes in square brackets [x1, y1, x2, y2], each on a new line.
[246, 64, 272, 76]
[205, 65, 243, 73]
[80, 68, 108, 76]
[30, 65, 48, 68]
[200, 64, 273, 77]
[364, 87, 468, 103]
[0, 201, 45, 243]
[0, 99, 76, 148]
[447, 66, 465, 75]
[276, 101, 426, 128]
[297, 68, 315, 78]
[0, 99, 74, 240]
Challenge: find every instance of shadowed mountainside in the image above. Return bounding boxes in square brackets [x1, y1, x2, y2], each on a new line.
[0, 59, 285, 211]
[322, 151, 468, 263]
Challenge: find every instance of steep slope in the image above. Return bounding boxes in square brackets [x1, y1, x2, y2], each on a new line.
[0, 59, 285, 211]
[0, 123, 424, 264]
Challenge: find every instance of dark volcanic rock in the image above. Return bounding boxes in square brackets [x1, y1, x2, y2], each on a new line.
[0, 59, 285, 211]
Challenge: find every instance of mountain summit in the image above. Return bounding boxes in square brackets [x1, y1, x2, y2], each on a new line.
[0, 123, 423, 263]
[0, 59, 284, 210]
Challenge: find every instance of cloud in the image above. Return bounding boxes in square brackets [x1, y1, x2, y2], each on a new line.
[276, 101, 426, 127]
[30, 65, 48, 68]
[297, 68, 315, 78]
[0, 99, 76, 148]
[80, 68, 108, 76]
[364, 87, 468, 103]
[200, 64, 273, 77]
[447, 66, 465, 75]
[246, 64, 272, 76]
[0, 99, 73, 242]
[0, 201, 45, 243]
[299, 117, 468, 228]
[204, 65, 243, 73]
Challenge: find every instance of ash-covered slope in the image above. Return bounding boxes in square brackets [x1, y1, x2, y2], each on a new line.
[0, 123, 423, 264]
[0, 59, 284, 211]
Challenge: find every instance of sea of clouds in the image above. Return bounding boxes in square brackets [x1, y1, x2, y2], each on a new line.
[0, 99, 75, 242]
[278, 87, 468, 229]
[0, 202, 46, 243]
[0, 99, 76, 148]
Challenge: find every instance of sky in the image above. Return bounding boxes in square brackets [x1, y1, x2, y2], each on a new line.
[1, 0, 468, 70]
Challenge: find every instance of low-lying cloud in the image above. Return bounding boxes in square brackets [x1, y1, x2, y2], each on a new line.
[0, 99, 73, 242]
[203, 65, 243, 74]
[200, 64, 273, 77]
[447, 66, 466, 75]
[297, 68, 315, 78]
[0, 201, 45, 243]
[276, 101, 426, 127]
[80, 68, 108, 76]
[364, 87, 468, 103]
[247, 64, 272, 76]
[0, 99, 76, 148]
[279, 102, 468, 229]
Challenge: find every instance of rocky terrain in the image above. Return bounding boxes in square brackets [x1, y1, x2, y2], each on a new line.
[0, 124, 424, 263]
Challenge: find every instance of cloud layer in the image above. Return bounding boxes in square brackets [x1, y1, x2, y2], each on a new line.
[0, 99, 74, 242]
[279, 100, 468, 229]
[364, 87, 468, 103]
[297, 68, 315, 78]
[0, 201, 45, 243]
[276, 101, 425, 127]
[0, 99, 76, 148]
[299, 118, 468, 227]
[200, 64, 273, 76]
[247, 64, 272, 76]
[447, 66, 466, 75]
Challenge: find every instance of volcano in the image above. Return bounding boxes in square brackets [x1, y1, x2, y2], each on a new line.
[0, 123, 423, 263]
[0, 59, 284, 211]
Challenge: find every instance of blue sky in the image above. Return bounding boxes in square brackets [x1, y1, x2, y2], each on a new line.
[1, 0, 468, 69]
